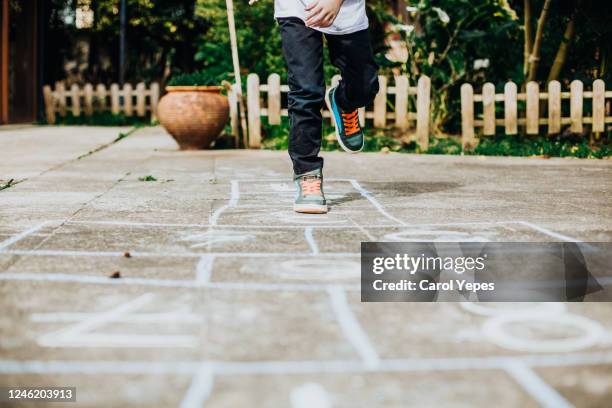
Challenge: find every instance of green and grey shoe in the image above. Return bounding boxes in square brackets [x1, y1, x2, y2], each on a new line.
[293, 169, 328, 214]
[326, 86, 364, 153]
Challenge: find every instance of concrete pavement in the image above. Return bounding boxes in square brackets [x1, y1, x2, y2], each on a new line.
[0, 126, 611, 407]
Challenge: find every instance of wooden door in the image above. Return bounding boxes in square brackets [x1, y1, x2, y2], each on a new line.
[9, 0, 38, 123]
[0, 0, 8, 124]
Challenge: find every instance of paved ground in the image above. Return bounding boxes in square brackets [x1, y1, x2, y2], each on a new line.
[0, 125, 611, 407]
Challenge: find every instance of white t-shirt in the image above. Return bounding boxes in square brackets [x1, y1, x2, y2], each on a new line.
[274, 0, 368, 35]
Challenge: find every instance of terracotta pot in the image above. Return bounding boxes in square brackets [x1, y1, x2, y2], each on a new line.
[157, 86, 229, 150]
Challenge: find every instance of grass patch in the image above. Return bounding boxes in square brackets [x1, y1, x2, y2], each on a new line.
[0, 179, 15, 191]
[138, 175, 174, 183]
[467, 134, 612, 159]
[260, 118, 611, 159]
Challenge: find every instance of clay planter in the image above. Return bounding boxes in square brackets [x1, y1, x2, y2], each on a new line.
[157, 86, 229, 150]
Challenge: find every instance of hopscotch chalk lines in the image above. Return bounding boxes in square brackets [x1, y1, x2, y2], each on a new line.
[2, 353, 612, 407]
[0, 178, 609, 406]
[35, 293, 201, 348]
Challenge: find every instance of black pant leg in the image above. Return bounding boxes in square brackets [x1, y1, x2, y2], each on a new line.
[325, 29, 380, 112]
[278, 18, 325, 175]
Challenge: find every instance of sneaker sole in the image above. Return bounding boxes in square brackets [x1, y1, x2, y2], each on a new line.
[325, 87, 364, 154]
[293, 203, 329, 214]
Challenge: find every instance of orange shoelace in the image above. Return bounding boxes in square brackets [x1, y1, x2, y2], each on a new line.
[341, 110, 360, 136]
[300, 177, 322, 196]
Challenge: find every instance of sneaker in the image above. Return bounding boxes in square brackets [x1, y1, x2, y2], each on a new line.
[326, 86, 364, 153]
[293, 169, 328, 214]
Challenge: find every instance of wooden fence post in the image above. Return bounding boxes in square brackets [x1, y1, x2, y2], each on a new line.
[416, 76, 431, 150]
[56, 82, 66, 117]
[504, 82, 518, 135]
[135, 82, 146, 117]
[43, 85, 56, 124]
[267, 73, 281, 125]
[358, 108, 366, 127]
[228, 84, 239, 141]
[150, 82, 160, 122]
[96, 84, 107, 111]
[41, 82, 165, 122]
[482, 82, 496, 135]
[70, 84, 81, 117]
[373, 75, 387, 128]
[394, 75, 409, 130]
[461, 83, 475, 150]
[526, 81, 540, 135]
[123, 83, 133, 117]
[247, 73, 261, 148]
[592, 79, 605, 133]
[83, 83, 93, 117]
[570, 80, 583, 134]
[110, 84, 120, 114]
[548, 80, 561, 134]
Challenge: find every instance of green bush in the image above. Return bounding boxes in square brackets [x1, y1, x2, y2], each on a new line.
[469, 134, 612, 159]
[260, 117, 611, 159]
[167, 70, 224, 86]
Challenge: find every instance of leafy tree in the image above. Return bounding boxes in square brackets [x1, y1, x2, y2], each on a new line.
[88, 0, 209, 83]
[391, 0, 522, 133]
[193, 0, 394, 83]
[194, 0, 285, 83]
[43, 0, 210, 84]
[517, 0, 612, 83]
[389, 0, 610, 133]
[41, 0, 609, 139]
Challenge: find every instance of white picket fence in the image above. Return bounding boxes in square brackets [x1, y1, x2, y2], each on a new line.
[245, 73, 432, 149]
[42, 77, 611, 153]
[461, 79, 612, 149]
[43, 82, 160, 124]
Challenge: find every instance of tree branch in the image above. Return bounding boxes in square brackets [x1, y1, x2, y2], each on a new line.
[547, 9, 577, 82]
[527, 0, 552, 82]
[523, 0, 533, 76]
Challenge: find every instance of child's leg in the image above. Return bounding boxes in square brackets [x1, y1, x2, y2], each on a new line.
[325, 29, 380, 112]
[278, 18, 326, 175]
